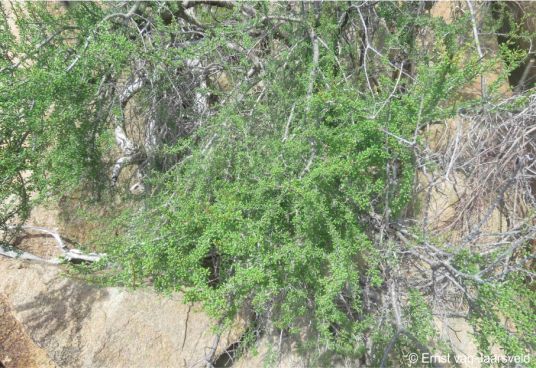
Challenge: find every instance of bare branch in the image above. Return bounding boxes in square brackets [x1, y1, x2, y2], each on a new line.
[305, 27, 320, 115]
[2, 226, 104, 264]
[466, 0, 486, 98]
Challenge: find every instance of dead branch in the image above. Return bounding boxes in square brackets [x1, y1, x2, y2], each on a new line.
[2, 226, 104, 264]
[305, 26, 320, 115]
[466, 0, 486, 98]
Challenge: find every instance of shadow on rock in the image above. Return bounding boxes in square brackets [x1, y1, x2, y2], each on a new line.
[14, 277, 107, 366]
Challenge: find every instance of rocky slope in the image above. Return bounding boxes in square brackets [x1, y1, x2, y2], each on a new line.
[0, 258, 244, 368]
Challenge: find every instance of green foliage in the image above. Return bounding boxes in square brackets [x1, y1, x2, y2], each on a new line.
[406, 290, 436, 345]
[2, 1, 535, 366]
[1, 2, 135, 236]
[97, 4, 491, 361]
[472, 276, 536, 367]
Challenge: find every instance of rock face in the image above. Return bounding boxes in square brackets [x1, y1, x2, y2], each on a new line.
[0, 258, 240, 368]
[0, 293, 56, 368]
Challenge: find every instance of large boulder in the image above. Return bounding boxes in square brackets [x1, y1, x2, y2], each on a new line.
[0, 258, 242, 368]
